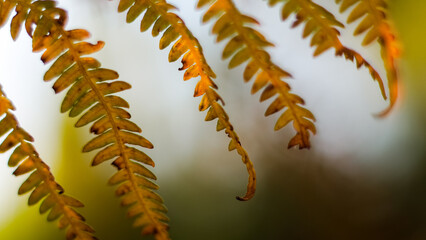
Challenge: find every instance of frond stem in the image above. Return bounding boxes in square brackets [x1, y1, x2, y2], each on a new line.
[206, 89, 256, 200]
[142, 0, 212, 85]
[144, 0, 256, 200]
[218, 0, 310, 146]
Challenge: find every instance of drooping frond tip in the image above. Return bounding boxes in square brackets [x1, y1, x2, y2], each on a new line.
[335, 0, 400, 116]
[267, 0, 388, 102]
[1, 0, 169, 238]
[118, 0, 256, 200]
[197, 0, 316, 149]
[0, 86, 96, 240]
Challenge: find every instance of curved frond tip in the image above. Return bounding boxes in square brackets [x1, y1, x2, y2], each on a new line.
[118, 0, 256, 200]
[0, 86, 96, 240]
[267, 0, 388, 102]
[335, 0, 400, 116]
[1, 0, 169, 238]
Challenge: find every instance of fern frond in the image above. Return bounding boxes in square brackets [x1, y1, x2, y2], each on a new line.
[335, 0, 400, 115]
[118, 0, 256, 200]
[0, 86, 96, 240]
[197, 0, 316, 149]
[267, 0, 387, 100]
[0, 0, 169, 238]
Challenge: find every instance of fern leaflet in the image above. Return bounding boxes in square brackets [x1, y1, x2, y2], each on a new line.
[117, 0, 256, 200]
[0, 86, 96, 240]
[197, 0, 316, 149]
[267, 0, 387, 101]
[336, 0, 400, 116]
[0, 0, 169, 238]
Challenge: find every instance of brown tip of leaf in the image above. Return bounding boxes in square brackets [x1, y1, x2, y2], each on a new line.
[375, 79, 398, 118]
[236, 185, 255, 201]
[374, 103, 394, 118]
[236, 196, 250, 201]
[235, 177, 255, 201]
[235, 156, 256, 201]
[287, 133, 311, 149]
[41, 56, 48, 64]
[52, 85, 59, 93]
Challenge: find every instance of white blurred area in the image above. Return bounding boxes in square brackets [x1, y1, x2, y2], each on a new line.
[0, 0, 414, 227]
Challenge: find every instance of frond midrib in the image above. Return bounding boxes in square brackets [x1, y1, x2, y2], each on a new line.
[32, 154, 88, 239]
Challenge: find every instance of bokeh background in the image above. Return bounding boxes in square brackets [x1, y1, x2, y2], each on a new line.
[1, 0, 426, 239]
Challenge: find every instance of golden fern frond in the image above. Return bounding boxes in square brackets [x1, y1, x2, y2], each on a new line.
[0, 86, 96, 240]
[0, 0, 169, 238]
[197, 0, 316, 149]
[118, 0, 256, 200]
[336, 0, 400, 116]
[267, 0, 387, 100]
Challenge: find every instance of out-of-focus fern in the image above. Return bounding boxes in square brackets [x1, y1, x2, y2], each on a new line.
[0, 86, 96, 240]
[335, 0, 400, 115]
[197, 0, 316, 149]
[0, 0, 169, 239]
[266, 0, 387, 101]
[117, 0, 256, 200]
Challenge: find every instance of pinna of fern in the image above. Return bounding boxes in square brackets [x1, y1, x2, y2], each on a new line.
[0, 86, 96, 240]
[266, 0, 388, 104]
[335, 0, 400, 116]
[116, 0, 256, 201]
[197, 0, 316, 149]
[0, 0, 170, 239]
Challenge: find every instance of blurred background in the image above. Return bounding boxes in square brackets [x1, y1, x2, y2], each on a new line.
[0, 0, 426, 239]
